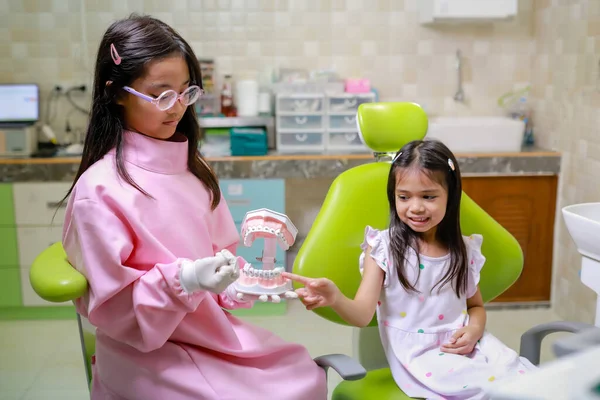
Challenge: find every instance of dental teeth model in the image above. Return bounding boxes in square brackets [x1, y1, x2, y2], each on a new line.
[233, 209, 299, 303]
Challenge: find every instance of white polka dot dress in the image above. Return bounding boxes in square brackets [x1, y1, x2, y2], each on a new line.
[359, 226, 536, 400]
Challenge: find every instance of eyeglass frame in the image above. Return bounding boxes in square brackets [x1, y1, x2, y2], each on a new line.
[122, 85, 204, 111]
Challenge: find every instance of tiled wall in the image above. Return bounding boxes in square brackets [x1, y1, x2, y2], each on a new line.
[3, 1, 600, 321]
[530, 0, 600, 324]
[1, 0, 534, 137]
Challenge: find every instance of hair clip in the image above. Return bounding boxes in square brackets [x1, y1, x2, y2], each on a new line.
[110, 43, 122, 65]
[448, 159, 455, 171]
[392, 151, 402, 163]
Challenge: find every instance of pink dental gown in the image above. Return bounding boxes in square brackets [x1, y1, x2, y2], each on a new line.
[62, 131, 326, 400]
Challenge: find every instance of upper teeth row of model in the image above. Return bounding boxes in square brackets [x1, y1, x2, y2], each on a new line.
[243, 225, 288, 246]
[243, 265, 284, 278]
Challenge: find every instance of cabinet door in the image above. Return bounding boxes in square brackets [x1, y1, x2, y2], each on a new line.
[0, 184, 15, 226]
[220, 179, 285, 224]
[0, 267, 22, 307]
[0, 184, 22, 307]
[220, 179, 288, 270]
[17, 226, 63, 267]
[462, 175, 558, 303]
[0, 227, 19, 267]
[12, 182, 72, 226]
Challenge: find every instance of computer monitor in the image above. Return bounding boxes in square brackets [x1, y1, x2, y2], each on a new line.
[0, 84, 39, 125]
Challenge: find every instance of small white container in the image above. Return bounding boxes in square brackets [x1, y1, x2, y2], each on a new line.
[235, 79, 259, 117]
[258, 92, 271, 115]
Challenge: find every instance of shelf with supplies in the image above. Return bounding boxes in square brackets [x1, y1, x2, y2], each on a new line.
[275, 92, 376, 153]
[198, 116, 276, 149]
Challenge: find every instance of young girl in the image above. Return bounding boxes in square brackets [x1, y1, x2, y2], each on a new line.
[284, 140, 536, 399]
[62, 14, 326, 400]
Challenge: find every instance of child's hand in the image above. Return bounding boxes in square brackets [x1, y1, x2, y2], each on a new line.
[440, 325, 483, 355]
[282, 272, 340, 310]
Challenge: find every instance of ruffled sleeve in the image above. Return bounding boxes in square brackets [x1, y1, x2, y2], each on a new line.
[358, 226, 390, 287]
[464, 234, 486, 299]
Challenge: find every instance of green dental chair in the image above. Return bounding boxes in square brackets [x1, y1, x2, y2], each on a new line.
[30, 102, 592, 398]
[292, 102, 595, 399]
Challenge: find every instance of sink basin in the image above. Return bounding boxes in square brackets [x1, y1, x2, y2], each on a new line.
[562, 203, 600, 327]
[424, 116, 525, 153]
[563, 203, 600, 262]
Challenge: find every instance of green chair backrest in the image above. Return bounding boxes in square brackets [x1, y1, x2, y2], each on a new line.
[293, 102, 523, 326]
[30, 241, 94, 386]
[29, 241, 87, 302]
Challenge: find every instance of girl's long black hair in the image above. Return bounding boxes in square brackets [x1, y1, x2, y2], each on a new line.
[387, 140, 468, 298]
[61, 14, 221, 209]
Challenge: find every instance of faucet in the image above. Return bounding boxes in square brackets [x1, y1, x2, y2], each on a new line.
[453, 49, 465, 102]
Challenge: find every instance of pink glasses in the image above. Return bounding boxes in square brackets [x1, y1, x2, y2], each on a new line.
[122, 85, 203, 111]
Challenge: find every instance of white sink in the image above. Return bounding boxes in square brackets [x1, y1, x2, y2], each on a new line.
[424, 116, 525, 153]
[563, 203, 600, 262]
[562, 203, 600, 327]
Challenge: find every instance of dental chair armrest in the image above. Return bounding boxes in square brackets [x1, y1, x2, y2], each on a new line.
[552, 325, 600, 358]
[313, 354, 367, 381]
[519, 321, 595, 365]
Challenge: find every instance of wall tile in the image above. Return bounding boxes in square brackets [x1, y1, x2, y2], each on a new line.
[5, 3, 598, 324]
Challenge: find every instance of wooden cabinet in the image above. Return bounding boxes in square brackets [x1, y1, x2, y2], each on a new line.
[462, 175, 558, 303]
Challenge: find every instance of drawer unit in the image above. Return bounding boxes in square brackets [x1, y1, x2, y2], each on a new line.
[276, 94, 325, 153]
[328, 114, 358, 131]
[325, 92, 375, 152]
[278, 131, 325, 152]
[328, 131, 365, 151]
[277, 115, 324, 131]
[327, 93, 376, 113]
[276, 94, 324, 114]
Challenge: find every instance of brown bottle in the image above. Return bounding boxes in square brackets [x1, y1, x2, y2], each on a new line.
[220, 74, 236, 117]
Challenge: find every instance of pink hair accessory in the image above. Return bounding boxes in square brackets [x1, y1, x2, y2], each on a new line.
[110, 43, 121, 65]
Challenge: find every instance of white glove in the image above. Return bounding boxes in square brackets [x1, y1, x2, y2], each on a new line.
[179, 249, 240, 294]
